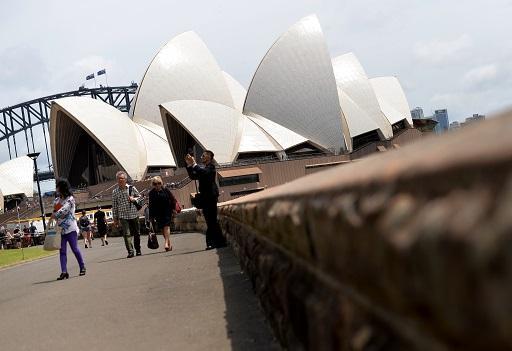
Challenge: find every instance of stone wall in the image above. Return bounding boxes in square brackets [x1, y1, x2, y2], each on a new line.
[218, 110, 512, 350]
[173, 210, 206, 233]
[103, 211, 206, 237]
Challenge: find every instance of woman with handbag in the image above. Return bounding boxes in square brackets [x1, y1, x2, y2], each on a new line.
[148, 176, 176, 252]
[51, 178, 86, 280]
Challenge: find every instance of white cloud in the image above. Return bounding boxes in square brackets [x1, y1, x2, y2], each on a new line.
[463, 64, 498, 87]
[413, 34, 472, 65]
[49, 55, 115, 89]
[0, 46, 49, 89]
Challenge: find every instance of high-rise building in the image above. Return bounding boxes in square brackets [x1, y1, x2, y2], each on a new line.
[463, 114, 485, 126]
[433, 109, 449, 134]
[411, 107, 424, 119]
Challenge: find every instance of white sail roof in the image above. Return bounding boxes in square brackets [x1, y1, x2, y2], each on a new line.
[0, 156, 34, 197]
[246, 113, 310, 150]
[129, 31, 234, 126]
[370, 76, 413, 126]
[160, 100, 319, 164]
[50, 97, 147, 181]
[237, 116, 281, 154]
[222, 71, 247, 112]
[134, 119, 176, 168]
[243, 15, 350, 153]
[332, 53, 393, 139]
[336, 88, 381, 138]
[160, 100, 242, 164]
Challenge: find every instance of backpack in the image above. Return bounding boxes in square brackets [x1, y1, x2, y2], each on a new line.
[79, 216, 89, 228]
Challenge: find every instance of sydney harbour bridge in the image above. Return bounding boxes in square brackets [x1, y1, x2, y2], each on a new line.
[0, 84, 137, 180]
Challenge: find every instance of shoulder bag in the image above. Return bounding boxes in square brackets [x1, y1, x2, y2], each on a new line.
[129, 185, 143, 211]
[43, 220, 62, 251]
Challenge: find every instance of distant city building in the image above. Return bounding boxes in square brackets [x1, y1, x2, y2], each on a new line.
[449, 121, 460, 130]
[411, 107, 424, 119]
[433, 109, 449, 134]
[464, 114, 485, 125]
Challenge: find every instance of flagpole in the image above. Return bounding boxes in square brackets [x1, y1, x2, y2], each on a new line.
[105, 72, 109, 87]
[94, 75, 97, 88]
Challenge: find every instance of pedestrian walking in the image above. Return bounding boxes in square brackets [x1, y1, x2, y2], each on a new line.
[79, 210, 92, 248]
[51, 178, 86, 280]
[185, 150, 227, 250]
[94, 207, 109, 246]
[112, 171, 142, 258]
[148, 176, 176, 252]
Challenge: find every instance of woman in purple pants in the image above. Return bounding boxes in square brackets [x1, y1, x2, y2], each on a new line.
[51, 178, 86, 280]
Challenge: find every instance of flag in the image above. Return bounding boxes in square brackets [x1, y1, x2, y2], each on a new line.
[86, 73, 95, 80]
[97, 69, 106, 76]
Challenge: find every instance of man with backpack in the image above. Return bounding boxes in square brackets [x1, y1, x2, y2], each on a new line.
[112, 171, 142, 258]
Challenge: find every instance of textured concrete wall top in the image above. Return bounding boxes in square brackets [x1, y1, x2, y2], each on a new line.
[219, 109, 512, 350]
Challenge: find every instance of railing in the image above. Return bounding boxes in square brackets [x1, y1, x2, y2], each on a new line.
[216, 150, 340, 169]
[0, 84, 137, 165]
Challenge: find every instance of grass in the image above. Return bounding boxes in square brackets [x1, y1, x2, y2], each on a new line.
[0, 247, 57, 268]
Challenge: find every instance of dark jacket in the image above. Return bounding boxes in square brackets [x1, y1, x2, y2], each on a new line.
[148, 188, 176, 220]
[186, 163, 219, 200]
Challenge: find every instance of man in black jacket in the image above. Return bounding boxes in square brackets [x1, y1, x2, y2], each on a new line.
[185, 150, 227, 250]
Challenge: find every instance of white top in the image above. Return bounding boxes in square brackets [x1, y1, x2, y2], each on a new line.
[52, 196, 79, 235]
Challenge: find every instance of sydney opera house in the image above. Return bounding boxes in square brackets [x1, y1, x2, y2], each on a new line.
[1, 15, 420, 212]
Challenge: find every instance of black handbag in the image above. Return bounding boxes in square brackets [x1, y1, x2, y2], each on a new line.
[191, 192, 204, 209]
[147, 222, 159, 250]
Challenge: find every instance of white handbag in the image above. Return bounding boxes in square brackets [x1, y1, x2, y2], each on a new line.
[43, 220, 62, 251]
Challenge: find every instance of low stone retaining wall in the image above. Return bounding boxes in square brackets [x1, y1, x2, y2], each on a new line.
[173, 210, 206, 233]
[218, 110, 512, 350]
[101, 211, 206, 238]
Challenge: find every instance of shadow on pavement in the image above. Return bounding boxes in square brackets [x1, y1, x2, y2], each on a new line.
[216, 246, 279, 351]
[33, 275, 80, 285]
[165, 249, 206, 258]
[97, 257, 129, 264]
[32, 279, 60, 285]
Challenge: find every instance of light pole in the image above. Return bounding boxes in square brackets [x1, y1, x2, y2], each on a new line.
[27, 152, 46, 231]
[15, 198, 25, 260]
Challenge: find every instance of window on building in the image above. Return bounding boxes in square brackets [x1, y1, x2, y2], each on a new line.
[230, 187, 265, 197]
[219, 174, 260, 187]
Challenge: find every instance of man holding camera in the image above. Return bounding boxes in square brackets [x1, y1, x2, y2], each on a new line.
[185, 150, 227, 250]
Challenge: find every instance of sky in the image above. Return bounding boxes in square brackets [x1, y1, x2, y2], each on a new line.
[1, 0, 511, 167]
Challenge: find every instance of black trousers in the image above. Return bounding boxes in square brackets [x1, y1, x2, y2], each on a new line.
[202, 199, 225, 247]
[120, 218, 141, 254]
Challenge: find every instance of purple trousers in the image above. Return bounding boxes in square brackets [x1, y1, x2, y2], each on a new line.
[60, 231, 85, 273]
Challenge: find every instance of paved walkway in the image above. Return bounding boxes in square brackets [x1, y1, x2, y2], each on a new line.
[0, 233, 278, 351]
